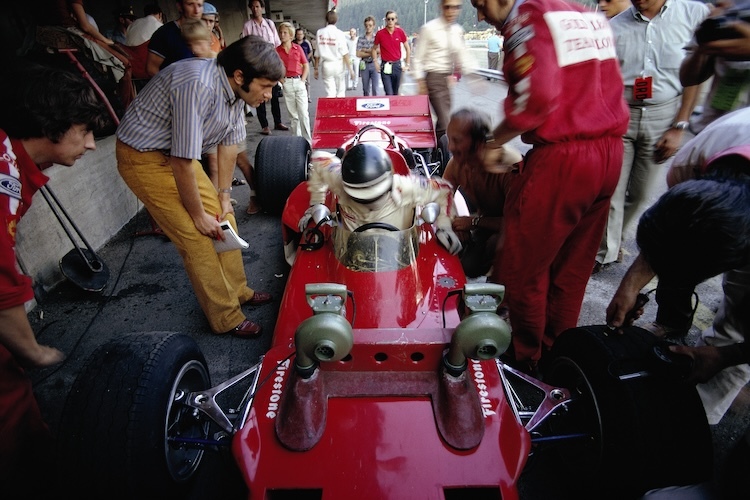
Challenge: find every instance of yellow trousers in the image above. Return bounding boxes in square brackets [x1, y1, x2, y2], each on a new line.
[116, 140, 254, 333]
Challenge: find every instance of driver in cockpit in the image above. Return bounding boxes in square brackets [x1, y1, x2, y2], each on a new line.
[299, 143, 462, 254]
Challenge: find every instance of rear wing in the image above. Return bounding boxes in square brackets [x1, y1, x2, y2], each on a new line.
[312, 96, 436, 150]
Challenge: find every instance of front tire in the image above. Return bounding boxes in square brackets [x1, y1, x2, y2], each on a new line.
[541, 325, 712, 498]
[57, 332, 211, 498]
[255, 136, 310, 214]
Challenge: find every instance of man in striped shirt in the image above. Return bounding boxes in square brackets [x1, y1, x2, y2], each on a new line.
[116, 36, 285, 338]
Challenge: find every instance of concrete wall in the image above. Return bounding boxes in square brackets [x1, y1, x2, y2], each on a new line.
[15, 135, 139, 293]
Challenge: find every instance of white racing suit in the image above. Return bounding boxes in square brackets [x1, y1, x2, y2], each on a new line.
[302, 151, 461, 254]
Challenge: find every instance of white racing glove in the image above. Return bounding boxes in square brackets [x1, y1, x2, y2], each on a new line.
[298, 206, 315, 232]
[436, 225, 462, 255]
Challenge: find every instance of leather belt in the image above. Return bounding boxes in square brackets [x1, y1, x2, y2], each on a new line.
[285, 75, 301, 79]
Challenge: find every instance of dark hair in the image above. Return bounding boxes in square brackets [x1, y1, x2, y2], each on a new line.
[0, 63, 108, 142]
[364, 15, 376, 24]
[326, 10, 338, 24]
[703, 155, 750, 183]
[450, 108, 490, 148]
[249, 0, 265, 8]
[144, 3, 163, 16]
[637, 177, 750, 285]
[217, 36, 284, 91]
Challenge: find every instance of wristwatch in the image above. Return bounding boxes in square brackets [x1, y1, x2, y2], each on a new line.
[671, 121, 690, 131]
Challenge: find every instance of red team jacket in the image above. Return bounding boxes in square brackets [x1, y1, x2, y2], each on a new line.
[0, 130, 48, 310]
[500, 0, 629, 144]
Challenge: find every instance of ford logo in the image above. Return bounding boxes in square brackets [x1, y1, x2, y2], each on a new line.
[0, 178, 21, 195]
[361, 102, 386, 110]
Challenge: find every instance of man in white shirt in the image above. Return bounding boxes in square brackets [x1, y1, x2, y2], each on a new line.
[314, 10, 354, 98]
[125, 4, 164, 46]
[346, 28, 360, 91]
[412, 0, 474, 139]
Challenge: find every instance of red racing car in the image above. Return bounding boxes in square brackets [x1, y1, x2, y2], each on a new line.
[58, 97, 712, 499]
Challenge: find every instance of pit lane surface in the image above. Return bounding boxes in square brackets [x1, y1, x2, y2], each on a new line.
[28, 73, 747, 498]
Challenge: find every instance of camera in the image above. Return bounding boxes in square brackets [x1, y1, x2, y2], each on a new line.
[695, 3, 750, 44]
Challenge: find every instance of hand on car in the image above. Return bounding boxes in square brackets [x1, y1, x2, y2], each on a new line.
[606, 284, 642, 331]
[436, 226, 462, 255]
[668, 344, 726, 383]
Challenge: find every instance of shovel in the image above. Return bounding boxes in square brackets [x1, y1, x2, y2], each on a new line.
[39, 185, 110, 292]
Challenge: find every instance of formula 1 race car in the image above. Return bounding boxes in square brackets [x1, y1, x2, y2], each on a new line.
[57, 97, 712, 499]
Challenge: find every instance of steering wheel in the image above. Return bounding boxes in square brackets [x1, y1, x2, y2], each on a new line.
[353, 222, 400, 233]
[352, 124, 397, 149]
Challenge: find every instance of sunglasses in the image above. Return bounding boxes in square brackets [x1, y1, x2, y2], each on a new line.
[387, 17, 397, 21]
[444, 4, 462, 9]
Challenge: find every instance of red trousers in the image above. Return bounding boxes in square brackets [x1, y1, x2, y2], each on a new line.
[492, 137, 623, 363]
[0, 345, 54, 486]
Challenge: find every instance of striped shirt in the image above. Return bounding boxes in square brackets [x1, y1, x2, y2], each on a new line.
[116, 58, 245, 160]
[356, 34, 375, 63]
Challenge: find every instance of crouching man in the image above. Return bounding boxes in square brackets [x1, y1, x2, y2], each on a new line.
[0, 63, 108, 494]
[607, 108, 750, 425]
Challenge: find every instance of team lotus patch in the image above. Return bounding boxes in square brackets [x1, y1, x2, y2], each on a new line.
[0, 173, 21, 200]
[543, 11, 616, 67]
[356, 98, 390, 111]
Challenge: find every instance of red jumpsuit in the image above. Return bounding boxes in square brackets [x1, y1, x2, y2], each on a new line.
[491, 0, 629, 364]
[0, 130, 54, 476]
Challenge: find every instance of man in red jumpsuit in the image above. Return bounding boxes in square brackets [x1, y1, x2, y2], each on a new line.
[0, 63, 107, 493]
[471, 0, 629, 373]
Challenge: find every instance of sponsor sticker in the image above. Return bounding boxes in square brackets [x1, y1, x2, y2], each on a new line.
[356, 98, 390, 111]
[0, 173, 21, 200]
[544, 11, 616, 68]
[471, 361, 497, 418]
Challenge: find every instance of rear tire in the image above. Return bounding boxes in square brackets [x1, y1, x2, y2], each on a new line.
[435, 133, 451, 176]
[541, 325, 713, 498]
[255, 136, 310, 214]
[57, 332, 211, 498]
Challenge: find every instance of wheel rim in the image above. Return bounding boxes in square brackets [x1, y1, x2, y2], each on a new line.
[542, 356, 604, 469]
[163, 360, 210, 482]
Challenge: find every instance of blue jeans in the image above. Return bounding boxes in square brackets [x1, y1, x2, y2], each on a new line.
[380, 61, 402, 96]
[361, 61, 378, 96]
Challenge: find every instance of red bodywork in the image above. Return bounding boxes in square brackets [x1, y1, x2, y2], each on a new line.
[232, 109, 530, 499]
[312, 96, 437, 150]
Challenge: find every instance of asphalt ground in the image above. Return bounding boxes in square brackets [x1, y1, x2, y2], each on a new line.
[26, 72, 749, 498]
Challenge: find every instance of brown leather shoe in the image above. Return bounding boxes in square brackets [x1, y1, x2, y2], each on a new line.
[246, 291, 272, 306]
[274, 123, 289, 131]
[260, 127, 271, 135]
[226, 319, 262, 338]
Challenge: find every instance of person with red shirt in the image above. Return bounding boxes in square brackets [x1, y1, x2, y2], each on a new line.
[0, 63, 107, 493]
[373, 10, 411, 95]
[470, 0, 629, 374]
[276, 22, 312, 144]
